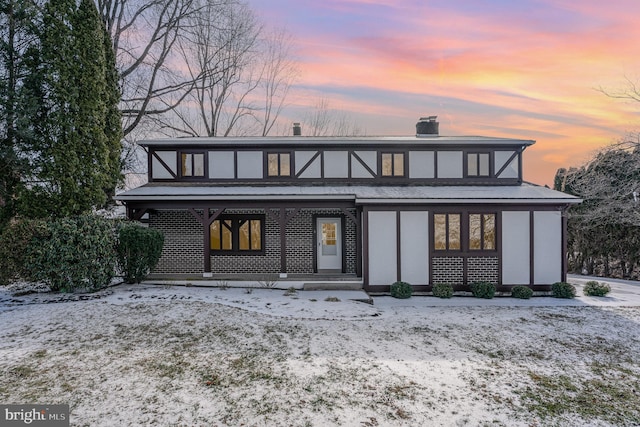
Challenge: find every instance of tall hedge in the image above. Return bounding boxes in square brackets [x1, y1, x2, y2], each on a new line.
[0, 218, 48, 285]
[26, 215, 117, 292]
[117, 223, 164, 283]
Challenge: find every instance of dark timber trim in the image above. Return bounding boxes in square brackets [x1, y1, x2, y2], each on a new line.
[146, 144, 525, 185]
[495, 150, 521, 178]
[151, 150, 178, 180]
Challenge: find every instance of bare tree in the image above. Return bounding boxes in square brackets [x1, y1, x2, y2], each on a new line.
[258, 27, 297, 136]
[598, 75, 640, 103]
[164, 0, 262, 137]
[304, 97, 364, 136]
[97, 0, 217, 137]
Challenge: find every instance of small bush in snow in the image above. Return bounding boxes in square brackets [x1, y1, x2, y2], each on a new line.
[511, 285, 533, 299]
[432, 283, 453, 299]
[470, 281, 496, 299]
[583, 281, 610, 297]
[551, 282, 576, 299]
[390, 281, 412, 299]
[117, 223, 164, 284]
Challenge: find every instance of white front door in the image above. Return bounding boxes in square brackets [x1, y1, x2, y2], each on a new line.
[316, 218, 342, 272]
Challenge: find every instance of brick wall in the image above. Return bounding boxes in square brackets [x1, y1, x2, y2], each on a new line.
[286, 208, 357, 274]
[467, 257, 499, 284]
[150, 207, 357, 275]
[150, 210, 203, 274]
[431, 256, 499, 286]
[431, 257, 464, 285]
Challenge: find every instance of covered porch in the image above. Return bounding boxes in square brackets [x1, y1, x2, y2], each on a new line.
[123, 198, 363, 281]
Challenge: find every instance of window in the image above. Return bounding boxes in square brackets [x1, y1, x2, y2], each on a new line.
[381, 153, 405, 177]
[467, 153, 490, 177]
[267, 152, 291, 176]
[434, 212, 497, 252]
[210, 216, 264, 253]
[469, 213, 496, 250]
[434, 213, 460, 251]
[181, 152, 205, 177]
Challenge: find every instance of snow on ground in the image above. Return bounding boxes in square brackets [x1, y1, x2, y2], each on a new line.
[1, 277, 639, 426]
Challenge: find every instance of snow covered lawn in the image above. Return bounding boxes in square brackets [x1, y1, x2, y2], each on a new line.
[1, 280, 639, 426]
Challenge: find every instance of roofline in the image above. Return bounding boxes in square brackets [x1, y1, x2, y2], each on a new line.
[355, 198, 582, 204]
[115, 194, 581, 204]
[138, 135, 535, 147]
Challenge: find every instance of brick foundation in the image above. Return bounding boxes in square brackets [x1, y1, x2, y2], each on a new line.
[467, 257, 499, 284]
[431, 256, 499, 286]
[431, 257, 464, 285]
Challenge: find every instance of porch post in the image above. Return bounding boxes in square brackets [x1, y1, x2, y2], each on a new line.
[356, 207, 362, 278]
[189, 207, 225, 277]
[279, 208, 287, 276]
[266, 207, 300, 278]
[562, 207, 568, 282]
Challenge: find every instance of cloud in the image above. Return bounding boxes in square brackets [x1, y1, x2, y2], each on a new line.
[247, 0, 640, 185]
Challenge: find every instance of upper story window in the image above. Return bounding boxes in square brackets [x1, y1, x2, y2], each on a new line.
[181, 152, 205, 177]
[381, 152, 405, 177]
[467, 153, 490, 177]
[267, 152, 291, 177]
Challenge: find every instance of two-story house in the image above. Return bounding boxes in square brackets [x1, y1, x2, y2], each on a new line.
[116, 117, 580, 293]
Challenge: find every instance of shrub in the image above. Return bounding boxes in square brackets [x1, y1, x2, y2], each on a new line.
[26, 216, 117, 292]
[432, 283, 454, 299]
[470, 281, 496, 299]
[390, 281, 412, 299]
[511, 285, 533, 299]
[0, 218, 49, 285]
[117, 223, 165, 284]
[551, 282, 576, 299]
[583, 281, 611, 297]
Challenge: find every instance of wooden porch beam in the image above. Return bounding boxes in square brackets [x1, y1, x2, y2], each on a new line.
[188, 207, 226, 275]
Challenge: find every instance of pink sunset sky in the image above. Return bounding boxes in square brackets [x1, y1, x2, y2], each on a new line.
[247, 0, 640, 186]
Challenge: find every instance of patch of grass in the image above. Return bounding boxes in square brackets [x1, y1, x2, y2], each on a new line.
[9, 365, 37, 378]
[32, 349, 47, 359]
[324, 296, 340, 302]
[515, 367, 640, 425]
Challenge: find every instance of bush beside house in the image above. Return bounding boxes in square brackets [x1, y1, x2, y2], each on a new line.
[117, 223, 164, 283]
[511, 285, 533, 299]
[470, 281, 496, 299]
[432, 283, 454, 298]
[552, 282, 576, 299]
[0, 216, 164, 292]
[25, 216, 117, 292]
[390, 281, 412, 299]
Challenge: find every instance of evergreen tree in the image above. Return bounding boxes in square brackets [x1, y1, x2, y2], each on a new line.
[0, 0, 39, 226]
[18, 0, 122, 218]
